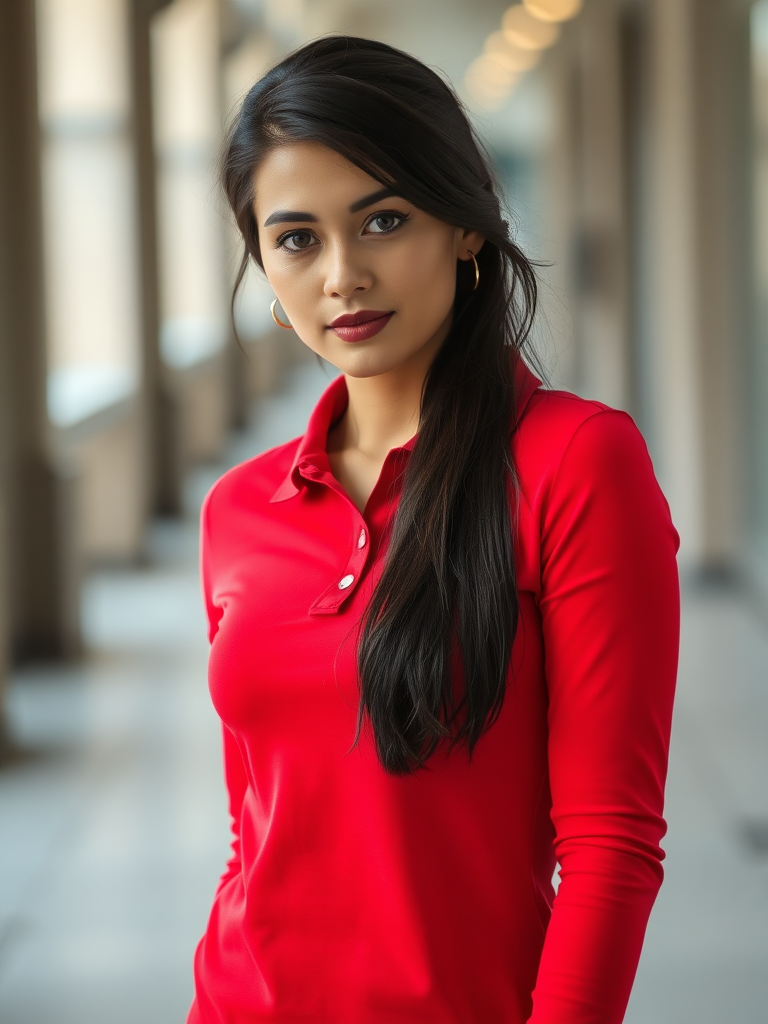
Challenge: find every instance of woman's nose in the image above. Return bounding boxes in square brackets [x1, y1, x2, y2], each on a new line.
[322, 243, 373, 298]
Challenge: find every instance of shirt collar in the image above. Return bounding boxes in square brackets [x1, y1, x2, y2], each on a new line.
[269, 353, 542, 504]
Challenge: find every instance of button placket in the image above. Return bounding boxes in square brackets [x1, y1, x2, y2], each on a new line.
[307, 508, 373, 615]
[335, 517, 369, 593]
[297, 421, 413, 615]
[334, 523, 369, 590]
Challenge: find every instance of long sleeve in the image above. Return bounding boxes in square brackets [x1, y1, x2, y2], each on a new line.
[215, 724, 248, 895]
[200, 486, 247, 895]
[200, 485, 224, 646]
[529, 409, 681, 1023]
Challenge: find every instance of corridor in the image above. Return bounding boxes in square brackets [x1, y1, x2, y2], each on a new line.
[1, 359, 767, 1024]
[1, 0, 768, 1020]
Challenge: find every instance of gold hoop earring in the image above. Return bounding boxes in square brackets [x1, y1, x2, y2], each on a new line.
[270, 297, 293, 330]
[467, 250, 480, 291]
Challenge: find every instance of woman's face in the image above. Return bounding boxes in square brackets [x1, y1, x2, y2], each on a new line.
[252, 141, 484, 378]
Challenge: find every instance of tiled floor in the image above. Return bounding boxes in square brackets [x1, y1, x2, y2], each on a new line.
[1, 357, 767, 1023]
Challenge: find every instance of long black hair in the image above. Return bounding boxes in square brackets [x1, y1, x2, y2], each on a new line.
[221, 35, 545, 775]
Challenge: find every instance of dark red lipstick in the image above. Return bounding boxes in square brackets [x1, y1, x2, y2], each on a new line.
[328, 309, 394, 342]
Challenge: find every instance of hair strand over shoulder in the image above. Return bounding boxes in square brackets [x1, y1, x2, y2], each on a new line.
[220, 34, 547, 775]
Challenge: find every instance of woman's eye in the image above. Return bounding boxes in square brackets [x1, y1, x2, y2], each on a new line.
[279, 230, 315, 252]
[276, 212, 408, 253]
[366, 212, 406, 234]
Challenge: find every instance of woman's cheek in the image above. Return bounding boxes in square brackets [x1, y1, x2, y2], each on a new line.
[392, 250, 442, 307]
[412, 250, 457, 318]
[280, 275, 319, 339]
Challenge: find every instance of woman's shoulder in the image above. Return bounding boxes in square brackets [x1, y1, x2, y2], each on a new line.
[512, 386, 676, 588]
[523, 384, 621, 440]
[201, 434, 303, 522]
[515, 385, 654, 496]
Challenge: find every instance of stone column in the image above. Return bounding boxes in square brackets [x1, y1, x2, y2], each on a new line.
[128, 0, 183, 515]
[646, 0, 749, 572]
[152, 0, 236, 467]
[0, 0, 81, 670]
[571, 0, 632, 410]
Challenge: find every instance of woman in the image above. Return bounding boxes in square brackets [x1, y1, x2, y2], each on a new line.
[188, 35, 680, 1024]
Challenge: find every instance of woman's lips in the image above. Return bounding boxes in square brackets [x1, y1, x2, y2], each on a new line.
[329, 312, 394, 342]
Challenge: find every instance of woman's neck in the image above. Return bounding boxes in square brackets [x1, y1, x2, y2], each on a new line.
[328, 314, 452, 461]
[334, 372, 422, 461]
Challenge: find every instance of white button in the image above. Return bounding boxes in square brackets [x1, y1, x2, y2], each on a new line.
[338, 574, 354, 590]
[358, 529, 366, 548]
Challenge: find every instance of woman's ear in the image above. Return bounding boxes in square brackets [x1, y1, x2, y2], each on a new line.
[459, 229, 486, 260]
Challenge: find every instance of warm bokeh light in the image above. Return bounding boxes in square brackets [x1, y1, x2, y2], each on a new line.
[484, 30, 541, 72]
[502, 4, 561, 49]
[463, 84, 506, 110]
[464, 52, 523, 109]
[466, 55, 518, 93]
[523, 0, 583, 23]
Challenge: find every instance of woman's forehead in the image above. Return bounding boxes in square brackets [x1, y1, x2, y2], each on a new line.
[252, 143, 387, 222]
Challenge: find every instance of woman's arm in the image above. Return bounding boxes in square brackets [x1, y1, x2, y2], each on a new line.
[215, 723, 248, 896]
[530, 409, 681, 1023]
[200, 485, 246, 894]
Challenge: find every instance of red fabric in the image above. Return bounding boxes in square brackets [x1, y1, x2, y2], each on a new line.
[187, 356, 681, 1024]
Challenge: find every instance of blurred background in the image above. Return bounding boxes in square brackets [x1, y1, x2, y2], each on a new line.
[0, 0, 767, 1021]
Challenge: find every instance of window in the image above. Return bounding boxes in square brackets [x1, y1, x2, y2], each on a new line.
[37, 0, 141, 426]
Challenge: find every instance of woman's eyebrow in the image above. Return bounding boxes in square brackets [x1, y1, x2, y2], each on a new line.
[348, 186, 397, 212]
[263, 187, 397, 227]
[263, 209, 318, 227]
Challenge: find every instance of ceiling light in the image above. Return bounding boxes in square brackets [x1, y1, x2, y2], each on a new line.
[464, 67, 517, 109]
[502, 5, 561, 49]
[464, 81, 507, 110]
[484, 31, 541, 71]
[523, 0, 583, 23]
[466, 55, 518, 93]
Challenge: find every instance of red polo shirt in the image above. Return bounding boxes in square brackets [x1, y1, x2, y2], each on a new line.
[187, 356, 680, 1024]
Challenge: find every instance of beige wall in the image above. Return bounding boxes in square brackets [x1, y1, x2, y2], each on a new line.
[527, 0, 754, 578]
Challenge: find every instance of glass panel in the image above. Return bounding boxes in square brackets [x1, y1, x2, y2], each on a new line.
[151, 0, 228, 370]
[36, 0, 140, 424]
